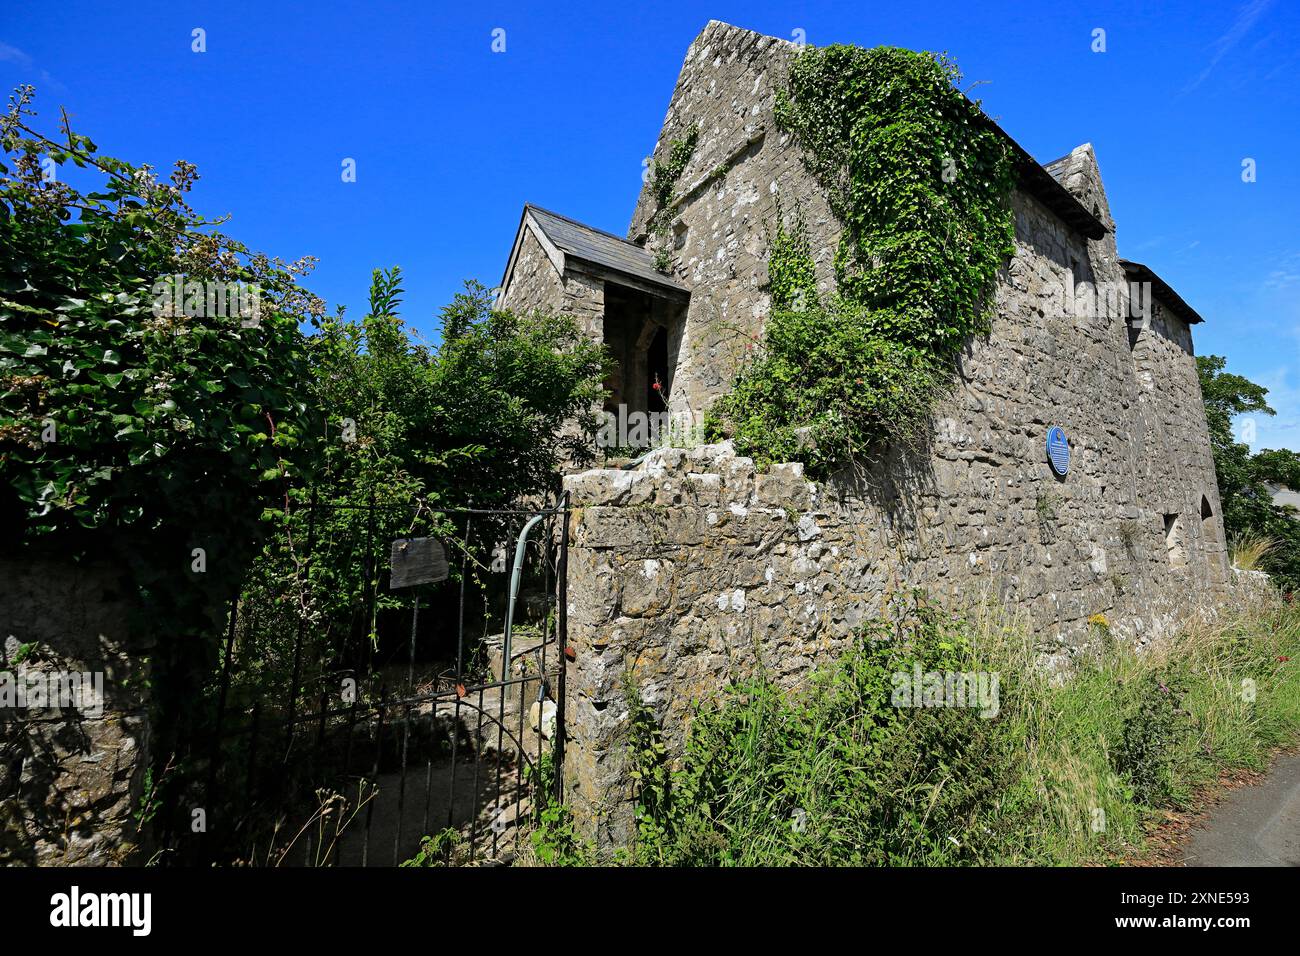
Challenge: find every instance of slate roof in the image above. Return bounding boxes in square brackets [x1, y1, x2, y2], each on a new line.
[501, 204, 690, 299]
[991, 141, 1106, 241]
[1042, 153, 1074, 183]
[1119, 259, 1205, 325]
[1267, 482, 1300, 512]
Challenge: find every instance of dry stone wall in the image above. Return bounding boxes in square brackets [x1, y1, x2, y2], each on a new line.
[0, 556, 150, 865]
[561, 427, 1240, 847]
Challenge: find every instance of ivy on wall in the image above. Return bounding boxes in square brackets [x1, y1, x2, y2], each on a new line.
[707, 45, 1016, 475]
[646, 124, 699, 273]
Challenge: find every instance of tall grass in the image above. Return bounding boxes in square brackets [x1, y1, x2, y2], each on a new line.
[1231, 531, 1278, 571]
[611, 592, 1300, 866]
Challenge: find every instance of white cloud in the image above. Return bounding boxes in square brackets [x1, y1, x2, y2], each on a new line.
[1183, 0, 1275, 93]
[0, 41, 33, 67]
[1244, 364, 1300, 453]
[0, 40, 63, 93]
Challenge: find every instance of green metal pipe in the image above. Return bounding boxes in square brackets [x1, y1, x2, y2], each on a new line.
[502, 512, 547, 683]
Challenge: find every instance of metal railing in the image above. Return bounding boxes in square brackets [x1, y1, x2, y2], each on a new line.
[156, 494, 570, 867]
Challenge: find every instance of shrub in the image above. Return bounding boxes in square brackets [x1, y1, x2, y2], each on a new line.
[1112, 672, 1188, 807]
[609, 596, 1300, 867]
[0, 88, 323, 736]
[625, 595, 1023, 866]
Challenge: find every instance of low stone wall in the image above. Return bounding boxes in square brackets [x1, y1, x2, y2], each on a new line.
[0, 556, 151, 865]
[1230, 567, 1282, 607]
[562, 443, 892, 845]
[559, 441, 1243, 848]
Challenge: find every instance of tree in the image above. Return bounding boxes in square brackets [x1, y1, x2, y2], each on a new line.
[1197, 355, 1300, 589]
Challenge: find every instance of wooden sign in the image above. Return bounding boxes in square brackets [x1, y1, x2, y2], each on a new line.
[389, 537, 449, 589]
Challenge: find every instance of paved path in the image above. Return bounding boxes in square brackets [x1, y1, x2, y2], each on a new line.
[1183, 752, 1300, 866]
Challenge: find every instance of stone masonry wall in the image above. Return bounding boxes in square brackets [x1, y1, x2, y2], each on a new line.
[498, 225, 605, 341]
[628, 23, 833, 424]
[561, 428, 1239, 847]
[498, 226, 565, 315]
[0, 556, 150, 865]
[1130, 298, 1229, 586]
[563, 443, 860, 846]
[614, 21, 1231, 645]
[554, 21, 1238, 848]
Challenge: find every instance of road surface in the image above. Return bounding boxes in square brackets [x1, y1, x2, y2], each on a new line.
[1183, 752, 1300, 866]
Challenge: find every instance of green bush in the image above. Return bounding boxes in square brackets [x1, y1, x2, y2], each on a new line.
[1113, 672, 1188, 807]
[0, 88, 323, 737]
[601, 597, 1300, 867]
[624, 596, 1022, 866]
[707, 298, 946, 473]
[220, 273, 607, 710]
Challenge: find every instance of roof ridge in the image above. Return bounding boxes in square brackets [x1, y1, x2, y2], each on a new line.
[525, 203, 646, 249]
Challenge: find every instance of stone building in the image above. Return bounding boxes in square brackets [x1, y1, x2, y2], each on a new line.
[496, 21, 1235, 844]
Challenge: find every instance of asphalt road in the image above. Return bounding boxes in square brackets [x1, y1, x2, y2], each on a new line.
[1183, 752, 1300, 866]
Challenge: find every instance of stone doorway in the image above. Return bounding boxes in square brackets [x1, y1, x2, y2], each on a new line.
[602, 281, 684, 416]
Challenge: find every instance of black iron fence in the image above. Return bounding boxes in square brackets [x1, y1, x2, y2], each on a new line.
[155, 495, 570, 866]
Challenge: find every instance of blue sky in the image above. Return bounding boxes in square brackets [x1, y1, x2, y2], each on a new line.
[3, 1, 1298, 448]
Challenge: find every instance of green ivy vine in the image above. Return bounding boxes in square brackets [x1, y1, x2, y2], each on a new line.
[707, 45, 1016, 475]
[646, 124, 699, 273]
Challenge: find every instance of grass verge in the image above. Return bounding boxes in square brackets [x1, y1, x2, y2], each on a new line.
[530, 590, 1300, 866]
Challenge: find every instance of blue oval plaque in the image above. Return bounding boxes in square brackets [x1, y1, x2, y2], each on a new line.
[1046, 426, 1070, 477]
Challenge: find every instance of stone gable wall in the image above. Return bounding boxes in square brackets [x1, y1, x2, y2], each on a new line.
[627, 22, 835, 423]
[534, 21, 1240, 848]
[499, 226, 605, 342]
[499, 226, 564, 315]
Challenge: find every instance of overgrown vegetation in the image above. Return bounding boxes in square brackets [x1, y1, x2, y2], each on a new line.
[521, 751, 593, 866]
[532, 595, 1300, 866]
[0, 87, 324, 736]
[645, 124, 699, 274]
[1230, 530, 1277, 572]
[220, 269, 604, 730]
[1198, 354, 1300, 589]
[1, 89, 607, 815]
[707, 45, 1016, 474]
